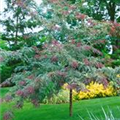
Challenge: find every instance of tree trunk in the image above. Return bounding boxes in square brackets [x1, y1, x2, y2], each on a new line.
[108, 2, 115, 22]
[69, 89, 73, 117]
[104, 0, 116, 22]
[15, 9, 19, 45]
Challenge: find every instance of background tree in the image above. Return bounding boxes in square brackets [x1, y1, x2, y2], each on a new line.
[0, 0, 39, 50]
[75, 0, 120, 22]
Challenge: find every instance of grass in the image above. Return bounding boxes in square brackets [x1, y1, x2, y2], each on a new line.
[0, 87, 10, 97]
[0, 88, 120, 120]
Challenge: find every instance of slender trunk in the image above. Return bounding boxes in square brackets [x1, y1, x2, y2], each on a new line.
[15, 11, 19, 45]
[69, 89, 73, 117]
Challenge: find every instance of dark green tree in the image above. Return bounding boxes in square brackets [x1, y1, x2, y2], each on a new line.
[76, 0, 120, 22]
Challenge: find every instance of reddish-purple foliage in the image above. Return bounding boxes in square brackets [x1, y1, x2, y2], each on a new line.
[113, 22, 120, 27]
[16, 0, 24, 7]
[4, 95, 12, 102]
[66, 84, 77, 89]
[76, 42, 81, 47]
[32, 46, 39, 54]
[71, 61, 79, 69]
[94, 40, 106, 45]
[49, 0, 58, 4]
[69, 5, 76, 10]
[51, 56, 58, 62]
[34, 55, 41, 59]
[95, 62, 104, 68]
[100, 77, 108, 87]
[16, 90, 24, 96]
[57, 71, 66, 78]
[59, 79, 66, 86]
[31, 99, 39, 107]
[71, 39, 75, 44]
[35, 78, 41, 83]
[0, 56, 4, 62]
[83, 78, 92, 85]
[62, 10, 70, 16]
[3, 111, 13, 120]
[43, 55, 48, 59]
[42, 44, 48, 49]
[32, 46, 38, 50]
[19, 81, 26, 86]
[75, 13, 86, 20]
[92, 49, 103, 56]
[26, 86, 34, 94]
[84, 45, 91, 51]
[99, 40, 106, 44]
[64, 67, 69, 71]
[51, 40, 59, 45]
[27, 75, 34, 80]
[83, 58, 90, 66]
[50, 40, 63, 50]
[109, 22, 120, 37]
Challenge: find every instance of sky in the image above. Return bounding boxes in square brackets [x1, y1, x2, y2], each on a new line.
[34, 0, 42, 5]
[0, 0, 4, 12]
[0, 0, 42, 12]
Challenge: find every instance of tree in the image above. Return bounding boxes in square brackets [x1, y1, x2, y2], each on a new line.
[76, 0, 120, 22]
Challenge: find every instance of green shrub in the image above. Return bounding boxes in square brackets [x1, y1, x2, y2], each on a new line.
[42, 89, 69, 104]
[0, 65, 13, 83]
[0, 40, 8, 50]
[112, 59, 120, 67]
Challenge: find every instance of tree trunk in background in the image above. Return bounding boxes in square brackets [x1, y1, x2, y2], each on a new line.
[15, 10, 19, 45]
[107, 2, 116, 22]
[106, 1, 120, 54]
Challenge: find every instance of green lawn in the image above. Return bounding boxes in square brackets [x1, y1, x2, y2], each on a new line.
[0, 87, 10, 97]
[1, 88, 120, 120]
